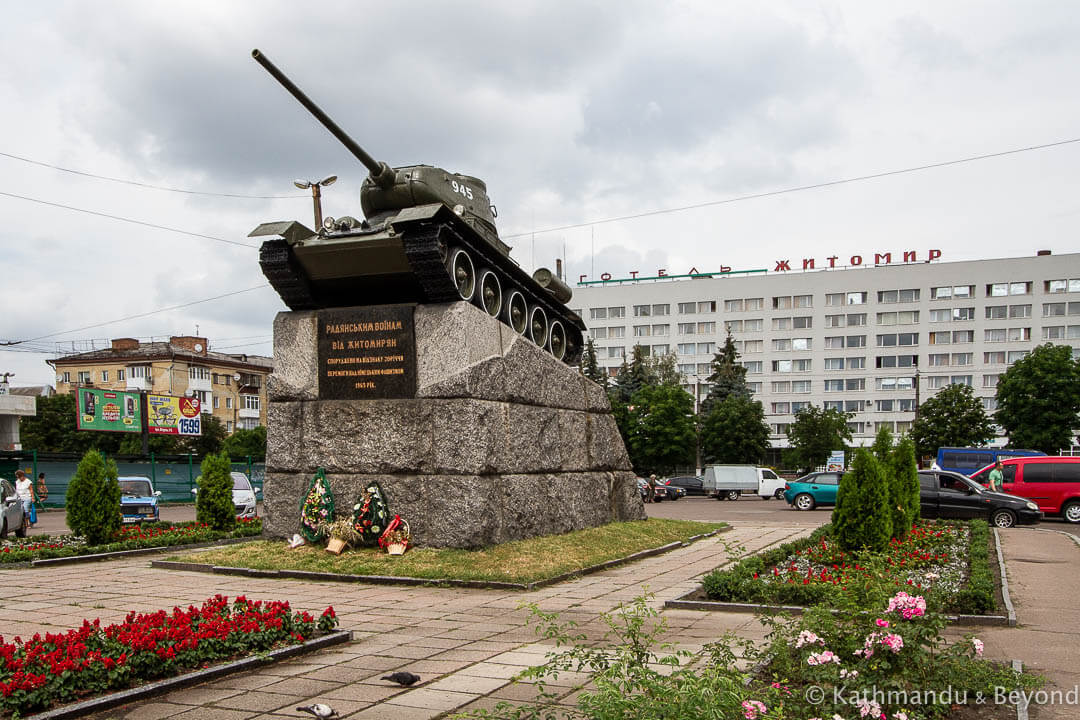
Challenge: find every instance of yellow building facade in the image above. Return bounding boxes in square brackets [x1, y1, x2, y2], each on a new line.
[50, 336, 272, 433]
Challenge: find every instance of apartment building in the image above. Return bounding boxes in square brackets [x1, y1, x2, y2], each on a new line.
[571, 251, 1080, 448]
[49, 336, 272, 433]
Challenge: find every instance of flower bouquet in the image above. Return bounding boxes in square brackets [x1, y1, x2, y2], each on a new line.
[378, 515, 411, 555]
[318, 518, 361, 555]
[299, 469, 335, 543]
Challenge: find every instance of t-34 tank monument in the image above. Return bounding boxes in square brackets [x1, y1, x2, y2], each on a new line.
[250, 49, 643, 548]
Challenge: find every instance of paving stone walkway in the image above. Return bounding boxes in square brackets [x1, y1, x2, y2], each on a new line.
[3, 523, 1077, 719]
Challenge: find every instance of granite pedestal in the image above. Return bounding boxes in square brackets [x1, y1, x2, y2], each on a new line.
[264, 301, 644, 548]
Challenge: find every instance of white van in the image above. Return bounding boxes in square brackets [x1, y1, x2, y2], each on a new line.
[703, 465, 787, 500]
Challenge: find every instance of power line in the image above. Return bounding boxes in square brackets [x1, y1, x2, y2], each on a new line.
[0, 150, 307, 200]
[0, 190, 260, 249]
[503, 136, 1080, 240]
[2, 285, 271, 345]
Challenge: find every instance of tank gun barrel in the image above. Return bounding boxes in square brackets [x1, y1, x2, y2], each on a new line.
[252, 49, 393, 187]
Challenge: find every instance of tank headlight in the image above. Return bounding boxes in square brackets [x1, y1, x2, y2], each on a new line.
[1026, 501, 1038, 511]
[453, 204, 465, 216]
[322, 216, 336, 230]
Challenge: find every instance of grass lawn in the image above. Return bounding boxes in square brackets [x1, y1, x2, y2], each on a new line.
[167, 518, 725, 584]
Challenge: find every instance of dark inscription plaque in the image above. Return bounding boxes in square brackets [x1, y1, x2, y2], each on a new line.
[318, 305, 417, 399]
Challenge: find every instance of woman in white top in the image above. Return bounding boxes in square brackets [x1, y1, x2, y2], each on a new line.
[14, 470, 33, 529]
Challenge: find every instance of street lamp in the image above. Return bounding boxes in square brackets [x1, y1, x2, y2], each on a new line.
[294, 175, 338, 229]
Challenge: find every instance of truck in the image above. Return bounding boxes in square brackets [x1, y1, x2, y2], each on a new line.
[703, 465, 787, 501]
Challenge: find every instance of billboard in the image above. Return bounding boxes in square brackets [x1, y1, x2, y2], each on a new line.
[76, 389, 143, 433]
[147, 394, 202, 436]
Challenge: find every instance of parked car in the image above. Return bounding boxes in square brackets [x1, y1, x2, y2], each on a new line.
[1, 477, 28, 539]
[933, 447, 1044, 475]
[919, 470, 1041, 528]
[119, 476, 161, 524]
[704, 465, 786, 500]
[659, 479, 686, 500]
[783, 471, 843, 510]
[192, 473, 262, 519]
[968, 456, 1080, 523]
[231, 472, 261, 519]
[665, 475, 705, 496]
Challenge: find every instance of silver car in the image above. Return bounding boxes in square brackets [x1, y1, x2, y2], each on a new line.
[231, 472, 260, 519]
[1, 478, 27, 539]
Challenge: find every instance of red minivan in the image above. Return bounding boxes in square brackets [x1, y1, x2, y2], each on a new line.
[970, 456, 1080, 523]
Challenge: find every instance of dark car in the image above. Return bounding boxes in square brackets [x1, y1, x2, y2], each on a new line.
[660, 479, 686, 500]
[665, 475, 705, 496]
[919, 470, 1041, 528]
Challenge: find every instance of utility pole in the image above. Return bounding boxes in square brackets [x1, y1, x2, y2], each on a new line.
[913, 370, 921, 421]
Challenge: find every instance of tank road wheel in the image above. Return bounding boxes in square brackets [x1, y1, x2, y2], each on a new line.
[548, 321, 567, 360]
[449, 248, 476, 301]
[504, 290, 528, 334]
[529, 306, 549, 348]
[478, 270, 502, 317]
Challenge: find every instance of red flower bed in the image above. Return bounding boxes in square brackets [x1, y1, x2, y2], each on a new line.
[0, 595, 337, 716]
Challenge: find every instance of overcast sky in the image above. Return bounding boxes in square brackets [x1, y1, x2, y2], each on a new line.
[3, 1, 1080, 386]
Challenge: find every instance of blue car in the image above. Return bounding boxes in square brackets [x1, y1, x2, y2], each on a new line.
[782, 471, 844, 511]
[119, 476, 161, 523]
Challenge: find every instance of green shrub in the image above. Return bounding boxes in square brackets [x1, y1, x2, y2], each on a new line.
[950, 520, 995, 614]
[195, 452, 236, 531]
[890, 435, 921, 539]
[65, 449, 121, 545]
[831, 448, 892, 552]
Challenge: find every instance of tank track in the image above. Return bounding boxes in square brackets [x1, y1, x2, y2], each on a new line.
[259, 239, 318, 311]
[258, 213, 585, 365]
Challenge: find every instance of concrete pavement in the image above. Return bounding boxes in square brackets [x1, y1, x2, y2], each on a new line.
[0, 516, 1077, 719]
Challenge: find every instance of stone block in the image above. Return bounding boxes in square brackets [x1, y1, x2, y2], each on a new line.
[556, 410, 590, 472]
[430, 400, 506, 474]
[501, 405, 561, 473]
[587, 415, 633, 471]
[268, 311, 318, 401]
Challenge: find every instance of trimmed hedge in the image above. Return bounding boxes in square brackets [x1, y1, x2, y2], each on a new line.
[949, 518, 995, 614]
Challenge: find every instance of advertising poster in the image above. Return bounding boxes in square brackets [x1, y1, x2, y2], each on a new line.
[147, 394, 202, 436]
[76, 388, 143, 433]
[827, 450, 847, 472]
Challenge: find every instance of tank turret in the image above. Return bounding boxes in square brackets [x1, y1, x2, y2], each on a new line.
[249, 49, 583, 363]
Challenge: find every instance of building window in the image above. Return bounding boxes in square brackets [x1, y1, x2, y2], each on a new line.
[926, 376, 947, 389]
[1044, 279, 1080, 293]
[632, 304, 651, 317]
[744, 318, 764, 331]
[846, 378, 866, 391]
[117, 369, 125, 381]
[1043, 303, 1066, 317]
[772, 381, 790, 393]
[697, 301, 715, 313]
[792, 380, 812, 393]
[794, 294, 812, 308]
[189, 365, 211, 381]
[747, 382, 762, 394]
[721, 299, 740, 313]
[847, 292, 867, 305]
[1007, 350, 1030, 363]
[608, 307, 625, 318]
[743, 361, 763, 374]
[678, 323, 696, 334]
[981, 398, 998, 412]
[1009, 304, 1031, 319]
[591, 327, 608, 339]
[929, 309, 951, 323]
[1007, 327, 1031, 342]
[792, 338, 811, 351]
[878, 290, 899, 304]
[590, 308, 607, 320]
[633, 325, 651, 337]
[847, 313, 867, 326]
[928, 353, 949, 367]
[984, 351, 1006, 364]
[678, 363, 696, 374]
[101, 370, 109, 382]
[696, 342, 715, 354]
[791, 316, 811, 329]
[772, 402, 790, 414]
[931, 285, 974, 299]
[745, 298, 764, 311]
[743, 340, 763, 353]
[226, 421, 234, 432]
[773, 360, 793, 373]
[226, 397, 233, 409]
[654, 303, 671, 315]
[725, 320, 742, 332]
[773, 296, 792, 310]
[608, 347, 625, 359]
[848, 422, 865, 434]
[898, 398, 916, 411]
[62, 371, 71, 383]
[825, 293, 845, 306]
[772, 317, 792, 331]
[824, 400, 844, 411]
[1044, 326, 1065, 339]
[983, 374, 1000, 388]
[697, 322, 716, 334]
[846, 335, 867, 348]
[652, 344, 670, 356]
[876, 399, 894, 412]
[952, 330, 974, 343]
[951, 353, 973, 366]
[845, 400, 862, 412]
[1070, 325, 1080, 339]
[677, 343, 696, 355]
[652, 324, 669, 336]
[78, 371, 92, 384]
[824, 379, 844, 392]
[878, 334, 898, 347]
[773, 339, 791, 352]
[986, 305, 1006, 319]
[825, 314, 845, 328]
[847, 357, 866, 370]
[609, 327, 625, 338]
[825, 336, 845, 349]
[243, 395, 260, 411]
[953, 307, 975, 321]
[950, 375, 973, 387]
[987, 281, 1031, 297]
[213, 396, 220, 409]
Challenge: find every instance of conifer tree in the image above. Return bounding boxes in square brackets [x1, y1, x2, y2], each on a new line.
[832, 448, 892, 552]
[701, 331, 750, 414]
[889, 435, 921, 539]
[65, 449, 121, 545]
[581, 338, 607, 387]
[196, 452, 236, 531]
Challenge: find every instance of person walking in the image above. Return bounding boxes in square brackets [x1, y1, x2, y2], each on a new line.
[647, 474, 657, 503]
[988, 460, 1004, 493]
[35, 472, 48, 518]
[14, 470, 34, 529]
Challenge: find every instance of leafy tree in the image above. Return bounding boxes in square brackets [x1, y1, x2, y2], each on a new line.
[65, 449, 121, 545]
[832, 448, 892, 552]
[910, 383, 995, 459]
[581, 338, 607, 387]
[118, 433, 182, 455]
[222, 426, 267, 461]
[626, 384, 696, 476]
[181, 415, 227, 456]
[889, 435, 921, 539]
[19, 393, 122, 454]
[648, 352, 682, 387]
[995, 343, 1080, 454]
[195, 452, 236, 531]
[700, 331, 750, 414]
[785, 405, 852, 471]
[700, 395, 771, 465]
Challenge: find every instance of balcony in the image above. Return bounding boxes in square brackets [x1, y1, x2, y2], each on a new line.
[239, 407, 260, 420]
[126, 376, 151, 391]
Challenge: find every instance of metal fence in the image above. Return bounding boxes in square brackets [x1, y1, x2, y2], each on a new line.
[0, 451, 264, 506]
